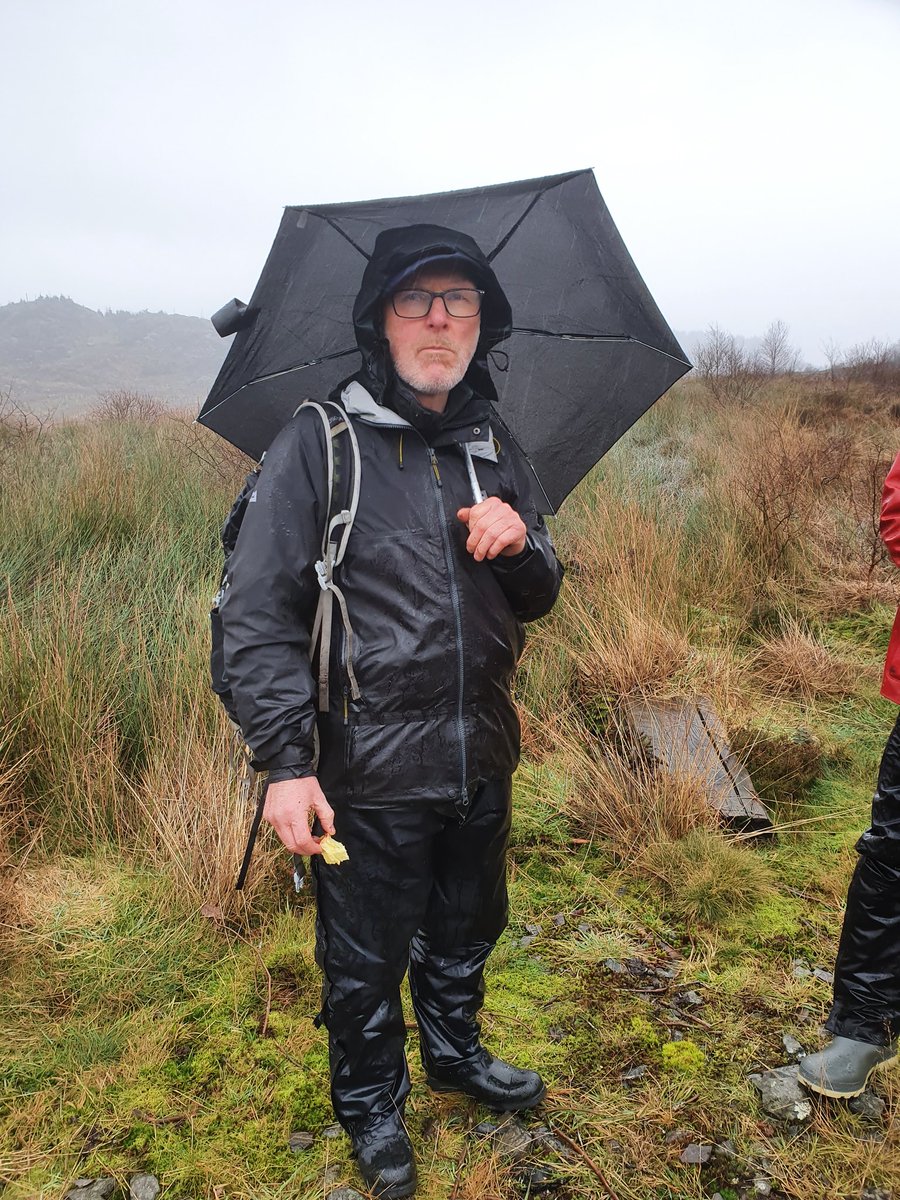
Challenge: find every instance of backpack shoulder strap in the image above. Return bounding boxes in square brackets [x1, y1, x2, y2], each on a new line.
[295, 399, 362, 712]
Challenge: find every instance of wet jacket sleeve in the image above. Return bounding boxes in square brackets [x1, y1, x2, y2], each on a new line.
[881, 451, 900, 568]
[489, 447, 564, 623]
[219, 414, 325, 773]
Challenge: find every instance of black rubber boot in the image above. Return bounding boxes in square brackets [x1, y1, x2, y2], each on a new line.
[426, 1047, 546, 1110]
[353, 1116, 417, 1199]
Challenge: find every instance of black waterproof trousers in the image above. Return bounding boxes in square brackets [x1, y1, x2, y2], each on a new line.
[312, 778, 512, 1136]
[826, 710, 900, 1046]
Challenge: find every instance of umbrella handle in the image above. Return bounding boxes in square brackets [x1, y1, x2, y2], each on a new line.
[462, 444, 487, 505]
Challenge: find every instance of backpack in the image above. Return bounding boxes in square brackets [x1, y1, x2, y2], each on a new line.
[208, 400, 362, 889]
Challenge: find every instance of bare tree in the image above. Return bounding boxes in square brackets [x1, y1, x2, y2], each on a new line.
[694, 324, 764, 405]
[821, 337, 843, 386]
[843, 338, 900, 387]
[759, 319, 799, 377]
[0, 386, 52, 466]
[93, 389, 163, 422]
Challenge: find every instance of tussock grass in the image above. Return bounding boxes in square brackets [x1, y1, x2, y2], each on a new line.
[751, 619, 864, 700]
[641, 828, 775, 925]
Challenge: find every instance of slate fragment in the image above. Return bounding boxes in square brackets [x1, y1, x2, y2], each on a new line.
[748, 1066, 813, 1124]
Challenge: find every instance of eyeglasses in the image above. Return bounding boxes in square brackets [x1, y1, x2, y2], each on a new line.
[390, 288, 484, 319]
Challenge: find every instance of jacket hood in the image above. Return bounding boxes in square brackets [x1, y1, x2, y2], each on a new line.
[350, 225, 512, 413]
[353, 224, 512, 355]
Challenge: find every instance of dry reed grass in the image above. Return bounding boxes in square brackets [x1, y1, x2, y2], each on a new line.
[134, 697, 283, 917]
[751, 620, 863, 700]
[538, 710, 717, 859]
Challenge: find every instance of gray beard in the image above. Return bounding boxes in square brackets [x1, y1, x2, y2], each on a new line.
[395, 360, 468, 396]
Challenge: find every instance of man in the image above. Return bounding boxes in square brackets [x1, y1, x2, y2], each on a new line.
[220, 224, 563, 1198]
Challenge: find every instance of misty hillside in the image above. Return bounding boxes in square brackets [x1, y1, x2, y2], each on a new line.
[0, 297, 228, 414]
[1, 295, 710, 418]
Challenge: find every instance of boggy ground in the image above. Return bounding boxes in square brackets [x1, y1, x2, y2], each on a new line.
[2, 377, 900, 1197]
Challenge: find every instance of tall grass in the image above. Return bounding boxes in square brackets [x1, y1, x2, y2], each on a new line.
[1, 381, 897, 914]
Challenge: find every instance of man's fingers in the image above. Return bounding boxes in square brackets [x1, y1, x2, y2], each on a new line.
[312, 795, 336, 837]
[458, 497, 526, 561]
[471, 514, 514, 559]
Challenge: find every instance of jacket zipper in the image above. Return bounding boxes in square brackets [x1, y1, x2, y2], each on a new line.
[427, 445, 469, 809]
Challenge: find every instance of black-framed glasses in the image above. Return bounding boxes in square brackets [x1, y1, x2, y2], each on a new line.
[390, 288, 484, 319]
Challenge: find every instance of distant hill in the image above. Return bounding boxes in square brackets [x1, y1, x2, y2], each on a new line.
[0, 296, 709, 418]
[0, 297, 228, 414]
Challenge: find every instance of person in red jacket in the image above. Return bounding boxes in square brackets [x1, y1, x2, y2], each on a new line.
[799, 451, 900, 1098]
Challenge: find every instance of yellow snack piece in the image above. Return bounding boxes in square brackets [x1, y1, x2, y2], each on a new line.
[319, 835, 350, 865]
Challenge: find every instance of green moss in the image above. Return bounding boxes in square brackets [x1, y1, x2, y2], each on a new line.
[661, 1039, 706, 1076]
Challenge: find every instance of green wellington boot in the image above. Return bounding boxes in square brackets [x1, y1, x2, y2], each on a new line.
[798, 1035, 898, 1098]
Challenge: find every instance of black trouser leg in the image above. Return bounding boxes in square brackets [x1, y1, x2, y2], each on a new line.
[313, 803, 443, 1136]
[826, 711, 900, 1046]
[409, 778, 512, 1073]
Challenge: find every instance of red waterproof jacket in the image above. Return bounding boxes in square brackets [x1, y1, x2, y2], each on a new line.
[881, 451, 900, 702]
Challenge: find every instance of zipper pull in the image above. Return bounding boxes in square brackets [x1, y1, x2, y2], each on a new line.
[428, 448, 443, 487]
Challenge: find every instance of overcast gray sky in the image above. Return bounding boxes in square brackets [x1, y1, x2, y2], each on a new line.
[2, 0, 898, 362]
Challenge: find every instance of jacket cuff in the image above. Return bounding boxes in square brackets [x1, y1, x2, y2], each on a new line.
[489, 532, 536, 573]
[253, 743, 314, 774]
[264, 764, 317, 784]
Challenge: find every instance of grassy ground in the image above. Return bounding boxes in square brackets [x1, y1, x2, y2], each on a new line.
[2, 379, 899, 1198]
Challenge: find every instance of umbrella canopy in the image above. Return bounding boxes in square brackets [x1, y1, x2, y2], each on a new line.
[198, 168, 691, 511]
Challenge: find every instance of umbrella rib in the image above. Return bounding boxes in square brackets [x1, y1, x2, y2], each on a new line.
[308, 213, 371, 261]
[199, 349, 359, 418]
[486, 189, 551, 262]
[511, 328, 692, 366]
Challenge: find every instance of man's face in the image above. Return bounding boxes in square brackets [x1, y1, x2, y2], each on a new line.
[382, 267, 481, 398]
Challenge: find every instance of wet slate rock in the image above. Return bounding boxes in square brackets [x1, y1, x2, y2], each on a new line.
[519, 934, 539, 948]
[711, 1139, 738, 1165]
[495, 1118, 534, 1162]
[604, 958, 627, 974]
[850, 1092, 887, 1122]
[813, 968, 835, 985]
[65, 1181, 118, 1200]
[472, 1120, 499, 1136]
[322, 1122, 344, 1138]
[552, 913, 566, 927]
[621, 1065, 647, 1083]
[678, 990, 704, 1007]
[748, 1065, 813, 1124]
[531, 1126, 577, 1163]
[289, 1130, 315, 1152]
[129, 1176, 160, 1200]
[525, 923, 542, 936]
[679, 1143, 712, 1165]
[519, 1166, 559, 1193]
[323, 1163, 343, 1189]
[326, 1190, 366, 1200]
[782, 1034, 804, 1058]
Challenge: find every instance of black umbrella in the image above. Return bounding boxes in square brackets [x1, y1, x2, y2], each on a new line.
[198, 168, 690, 512]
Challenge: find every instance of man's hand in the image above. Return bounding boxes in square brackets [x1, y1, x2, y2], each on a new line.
[457, 497, 527, 561]
[263, 776, 335, 856]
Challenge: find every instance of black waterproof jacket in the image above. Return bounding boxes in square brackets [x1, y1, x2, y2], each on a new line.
[219, 226, 563, 805]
